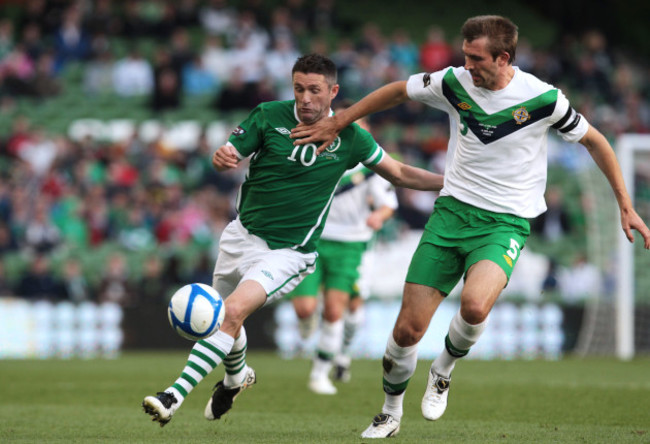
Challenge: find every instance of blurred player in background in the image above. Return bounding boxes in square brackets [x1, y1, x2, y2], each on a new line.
[288, 100, 399, 395]
[291, 16, 650, 438]
[141, 53, 444, 427]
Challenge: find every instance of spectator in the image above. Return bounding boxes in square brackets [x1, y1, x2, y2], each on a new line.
[97, 252, 133, 306]
[531, 186, 572, 242]
[30, 51, 62, 98]
[24, 199, 61, 253]
[212, 67, 259, 112]
[119, 0, 151, 38]
[309, 0, 340, 34]
[187, 251, 214, 286]
[199, 0, 237, 37]
[541, 258, 560, 294]
[182, 56, 218, 96]
[133, 255, 169, 306]
[169, 28, 195, 75]
[268, 7, 295, 49]
[201, 34, 231, 83]
[389, 29, 419, 74]
[83, 47, 115, 95]
[419, 25, 453, 72]
[0, 260, 11, 295]
[20, 22, 45, 61]
[0, 221, 18, 254]
[0, 18, 14, 61]
[150, 67, 182, 111]
[52, 4, 91, 72]
[60, 258, 90, 303]
[112, 48, 154, 97]
[558, 254, 603, 303]
[14, 254, 63, 300]
[264, 36, 300, 100]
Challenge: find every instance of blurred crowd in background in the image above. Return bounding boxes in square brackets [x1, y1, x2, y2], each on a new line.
[1, 0, 649, 307]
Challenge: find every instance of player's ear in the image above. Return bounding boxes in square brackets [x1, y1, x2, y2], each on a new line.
[497, 51, 510, 66]
[330, 84, 339, 100]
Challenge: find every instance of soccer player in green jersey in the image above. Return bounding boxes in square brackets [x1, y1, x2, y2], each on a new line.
[291, 17, 650, 439]
[142, 53, 444, 427]
[287, 103, 399, 395]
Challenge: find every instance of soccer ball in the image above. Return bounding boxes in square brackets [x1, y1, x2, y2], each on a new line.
[168, 283, 225, 341]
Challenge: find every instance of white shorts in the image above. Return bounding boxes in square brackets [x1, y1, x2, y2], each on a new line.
[213, 218, 318, 305]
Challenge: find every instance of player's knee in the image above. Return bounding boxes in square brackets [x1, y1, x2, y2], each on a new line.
[322, 304, 344, 322]
[392, 321, 425, 347]
[460, 300, 490, 324]
[294, 304, 315, 319]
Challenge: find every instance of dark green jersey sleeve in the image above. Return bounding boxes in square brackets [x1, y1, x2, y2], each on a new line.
[227, 104, 265, 158]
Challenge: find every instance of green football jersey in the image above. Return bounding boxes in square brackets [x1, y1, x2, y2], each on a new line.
[228, 100, 385, 253]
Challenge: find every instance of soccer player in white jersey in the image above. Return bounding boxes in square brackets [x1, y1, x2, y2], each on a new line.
[288, 104, 399, 395]
[291, 17, 650, 439]
[141, 54, 444, 427]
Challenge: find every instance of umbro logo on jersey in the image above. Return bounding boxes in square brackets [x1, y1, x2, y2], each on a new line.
[457, 102, 472, 110]
[275, 127, 291, 135]
[262, 270, 274, 280]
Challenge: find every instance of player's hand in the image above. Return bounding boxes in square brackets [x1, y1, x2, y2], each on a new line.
[290, 116, 339, 154]
[621, 207, 650, 249]
[366, 212, 384, 231]
[212, 144, 239, 171]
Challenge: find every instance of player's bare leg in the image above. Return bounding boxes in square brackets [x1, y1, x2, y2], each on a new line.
[422, 260, 505, 421]
[362, 283, 443, 438]
[309, 289, 349, 394]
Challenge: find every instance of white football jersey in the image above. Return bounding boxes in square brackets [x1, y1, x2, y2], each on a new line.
[322, 163, 398, 242]
[406, 66, 589, 218]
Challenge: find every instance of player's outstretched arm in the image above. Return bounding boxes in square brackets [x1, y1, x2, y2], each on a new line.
[212, 143, 240, 172]
[291, 81, 410, 154]
[366, 206, 395, 231]
[580, 125, 650, 249]
[370, 154, 443, 192]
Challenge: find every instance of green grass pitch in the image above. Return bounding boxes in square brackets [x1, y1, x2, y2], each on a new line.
[1, 352, 648, 443]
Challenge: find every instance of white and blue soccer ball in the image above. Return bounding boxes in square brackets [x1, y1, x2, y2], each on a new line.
[168, 283, 225, 341]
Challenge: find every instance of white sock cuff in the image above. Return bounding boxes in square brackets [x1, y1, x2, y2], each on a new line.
[387, 333, 418, 358]
[448, 311, 487, 350]
[345, 307, 364, 325]
[322, 319, 344, 335]
[232, 326, 247, 351]
[204, 330, 235, 353]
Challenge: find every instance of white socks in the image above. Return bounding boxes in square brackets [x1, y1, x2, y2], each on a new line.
[381, 334, 418, 420]
[433, 311, 487, 377]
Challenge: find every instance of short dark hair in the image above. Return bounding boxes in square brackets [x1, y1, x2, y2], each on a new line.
[292, 53, 338, 87]
[461, 15, 518, 64]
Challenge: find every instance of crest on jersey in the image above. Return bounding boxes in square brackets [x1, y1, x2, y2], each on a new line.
[232, 126, 246, 136]
[512, 107, 530, 124]
[457, 102, 472, 110]
[325, 136, 342, 153]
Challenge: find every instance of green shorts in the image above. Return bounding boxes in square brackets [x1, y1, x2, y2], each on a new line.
[286, 239, 367, 299]
[406, 196, 530, 295]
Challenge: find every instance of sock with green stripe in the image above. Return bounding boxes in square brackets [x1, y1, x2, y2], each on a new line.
[310, 319, 343, 380]
[432, 311, 487, 378]
[223, 327, 249, 388]
[166, 330, 234, 406]
[381, 333, 418, 420]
